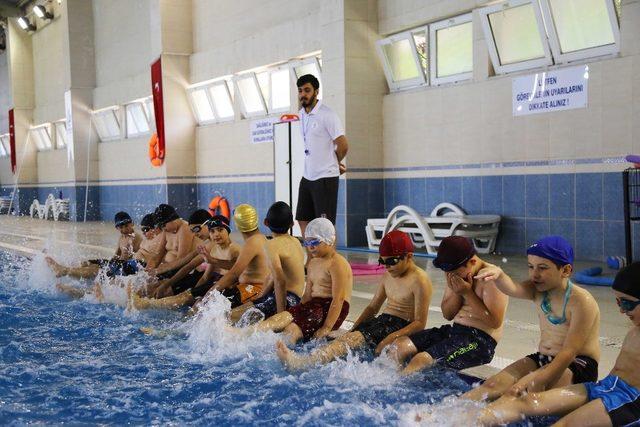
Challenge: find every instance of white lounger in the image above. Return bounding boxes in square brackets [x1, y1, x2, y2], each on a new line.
[30, 194, 70, 221]
[0, 196, 12, 214]
[365, 203, 501, 254]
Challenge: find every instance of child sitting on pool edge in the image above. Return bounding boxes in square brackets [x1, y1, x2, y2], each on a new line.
[390, 236, 508, 375]
[478, 262, 640, 426]
[237, 217, 351, 343]
[276, 229, 432, 371]
[230, 201, 305, 324]
[461, 235, 601, 402]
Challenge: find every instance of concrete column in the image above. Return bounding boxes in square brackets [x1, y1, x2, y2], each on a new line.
[6, 19, 37, 214]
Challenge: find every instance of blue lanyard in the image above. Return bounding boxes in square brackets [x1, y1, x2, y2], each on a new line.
[302, 113, 311, 156]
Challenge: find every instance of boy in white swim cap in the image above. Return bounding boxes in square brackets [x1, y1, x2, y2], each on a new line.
[244, 217, 352, 344]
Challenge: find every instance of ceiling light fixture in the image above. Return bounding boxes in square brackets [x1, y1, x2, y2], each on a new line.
[33, 5, 54, 20]
[17, 17, 36, 32]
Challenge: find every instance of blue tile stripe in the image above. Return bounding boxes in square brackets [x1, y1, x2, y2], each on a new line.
[349, 156, 625, 173]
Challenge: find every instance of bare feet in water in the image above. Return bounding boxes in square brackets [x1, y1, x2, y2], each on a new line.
[275, 340, 304, 371]
[46, 257, 67, 277]
[56, 283, 87, 299]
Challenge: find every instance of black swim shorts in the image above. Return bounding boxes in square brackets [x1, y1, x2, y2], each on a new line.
[170, 270, 204, 295]
[353, 313, 409, 348]
[408, 323, 497, 370]
[252, 291, 301, 318]
[189, 272, 223, 299]
[526, 352, 598, 383]
[295, 176, 339, 224]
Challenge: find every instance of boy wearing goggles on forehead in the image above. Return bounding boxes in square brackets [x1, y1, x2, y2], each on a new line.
[390, 236, 508, 375]
[479, 262, 640, 426]
[276, 230, 432, 371]
[462, 235, 601, 404]
[245, 217, 351, 345]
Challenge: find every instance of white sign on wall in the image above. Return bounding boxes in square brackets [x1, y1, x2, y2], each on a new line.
[512, 65, 589, 116]
[250, 117, 280, 144]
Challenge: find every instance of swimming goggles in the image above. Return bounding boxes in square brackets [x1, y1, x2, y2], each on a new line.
[206, 218, 229, 230]
[190, 222, 208, 233]
[141, 226, 152, 233]
[540, 281, 572, 325]
[378, 255, 405, 266]
[616, 297, 640, 313]
[303, 239, 321, 248]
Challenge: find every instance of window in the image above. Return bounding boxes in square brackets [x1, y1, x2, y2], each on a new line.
[234, 73, 267, 118]
[92, 107, 121, 142]
[30, 124, 53, 151]
[292, 57, 323, 99]
[54, 121, 67, 149]
[540, 0, 620, 63]
[125, 102, 151, 138]
[480, 0, 552, 74]
[376, 33, 426, 91]
[430, 13, 473, 85]
[189, 87, 216, 124]
[0, 134, 9, 157]
[270, 67, 291, 112]
[208, 81, 235, 121]
[144, 97, 156, 130]
[188, 80, 235, 125]
[412, 28, 429, 79]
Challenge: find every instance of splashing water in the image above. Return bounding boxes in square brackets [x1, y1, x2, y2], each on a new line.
[0, 250, 555, 425]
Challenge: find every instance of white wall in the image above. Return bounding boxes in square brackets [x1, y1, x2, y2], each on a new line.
[191, 0, 323, 178]
[92, 0, 160, 108]
[378, 0, 640, 175]
[31, 2, 67, 124]
[0, 52, 10, 134]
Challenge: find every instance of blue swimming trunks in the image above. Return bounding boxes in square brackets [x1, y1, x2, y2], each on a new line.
[585, 375, 640, 426]
[252, 291, 301, 318]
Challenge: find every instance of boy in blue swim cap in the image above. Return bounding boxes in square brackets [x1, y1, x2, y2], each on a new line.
[479, 262, 640, 426]
[462, 236, 601, 404]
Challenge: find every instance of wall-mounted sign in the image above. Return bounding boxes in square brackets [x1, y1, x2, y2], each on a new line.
[513, 65, 589, 116]
[250, 117, 279, 144]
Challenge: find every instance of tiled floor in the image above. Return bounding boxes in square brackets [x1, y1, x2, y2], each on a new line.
[0, 215, 628, 380]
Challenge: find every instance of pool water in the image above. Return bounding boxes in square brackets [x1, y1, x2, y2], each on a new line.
[0, 250, 553, 425]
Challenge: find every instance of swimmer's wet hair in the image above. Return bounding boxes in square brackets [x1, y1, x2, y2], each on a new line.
[297, 74, 319, 90]
[613, 262, 640, 300]
[188, 209, 212, 225]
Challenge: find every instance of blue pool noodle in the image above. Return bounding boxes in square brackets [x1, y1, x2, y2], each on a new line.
[572, 267, 614, 287]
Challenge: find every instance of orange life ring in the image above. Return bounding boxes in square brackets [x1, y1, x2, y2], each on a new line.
[148, 132, 164, 167]
[279, 114, 299, 122]
[208, 196, 230, 220]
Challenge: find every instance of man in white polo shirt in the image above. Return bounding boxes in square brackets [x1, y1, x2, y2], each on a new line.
[296, 74, 349, 237]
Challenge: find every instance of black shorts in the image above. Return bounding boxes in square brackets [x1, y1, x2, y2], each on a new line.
[526, 352, 598, 383]
[408, 323, 497, 370]
[170, 270, 205, 295]
[156, 268, 179, 281]
[295, 176, 339, 224]
[252, 291, 301, 318]
[189, 272, 223, 299]
[354, 314, 409, 348]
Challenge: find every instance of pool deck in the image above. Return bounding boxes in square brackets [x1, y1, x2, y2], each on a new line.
[0, 216, 627, 380]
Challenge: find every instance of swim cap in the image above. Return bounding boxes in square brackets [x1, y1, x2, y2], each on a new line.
[305, 217, 335, 245]
[188, 209, 212, 225]
[140, 213, 156, 229]
[380, 230, 414, 257]
[207, 214, 231, 234]
[114, 211, 132, 227]
[233, 204, 259, 233]
[527, 235, 574, 267]
[432, 236, 475, 271]
[154, 204, 180, 227]
[612, 262, 640, 299]
[265, 201, 293, 234]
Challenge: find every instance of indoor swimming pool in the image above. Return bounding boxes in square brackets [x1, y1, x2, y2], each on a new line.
[0, 250, 552, 426]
